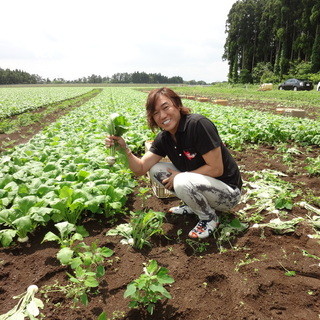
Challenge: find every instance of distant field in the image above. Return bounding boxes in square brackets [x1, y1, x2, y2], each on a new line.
[168, 83, 320, 110]
[0, 86, 93, 118]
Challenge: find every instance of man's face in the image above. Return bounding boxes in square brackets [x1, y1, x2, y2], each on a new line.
[153, 95, 181, 134]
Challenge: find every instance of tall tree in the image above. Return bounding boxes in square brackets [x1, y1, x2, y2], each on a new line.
[223, 0, 320, 82]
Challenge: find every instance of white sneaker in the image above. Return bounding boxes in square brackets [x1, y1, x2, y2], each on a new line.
[169, 205, 193, 215]
[188, 219, 219, 239]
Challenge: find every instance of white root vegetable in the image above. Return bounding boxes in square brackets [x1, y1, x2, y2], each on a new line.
[106, 156, 116, 166]
[27, 285, 39, 294]
[17, 236, 29, 243]
[0, 285, 43, 320]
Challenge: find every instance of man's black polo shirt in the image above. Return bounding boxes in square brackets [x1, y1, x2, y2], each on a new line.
[149, 113, 242, 190]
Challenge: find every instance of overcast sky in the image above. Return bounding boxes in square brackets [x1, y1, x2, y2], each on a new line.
[0, 0, 237, 83]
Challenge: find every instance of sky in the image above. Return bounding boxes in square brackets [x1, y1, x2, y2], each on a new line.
[0, 0, 237, 83]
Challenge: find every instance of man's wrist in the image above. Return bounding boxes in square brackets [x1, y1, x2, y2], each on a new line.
[125, 147, 132, 156]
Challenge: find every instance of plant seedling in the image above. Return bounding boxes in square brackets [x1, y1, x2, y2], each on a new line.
[186, 238, 210, 255]
[106, 210, 165, 250]
[124, 259, 174, 315]
[137, 186, 152, 208]
[130, 210, 165, 250]
[42, 221, 86, 248]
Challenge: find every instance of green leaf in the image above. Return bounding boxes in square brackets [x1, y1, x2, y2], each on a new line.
[106, 113, 130, 136]
[18, 184, 29, 196]
[100, 247, 114, 258]
[128, 300, 138, 308]
[96, 265, 105, 278]
[58, 185, 74, 200]
[285, 270, 296, 277]
[275, 197, 293, 210]
[70, 257, 82, 269]
[157, 273, 175, 284]
[43, 163, 58, 172]
[57, 247, 74, 265]
[15, 196, 38, 215]
[36, 185, 52, 197]
[75, 225, 89, 237]
[160, 287, 172, 299]
[84, 276, 99, 288]
[55, 221, 76, 238]
[302, 249, 320, 260]
[149, 284, 165, 293]
[12, 216, 33, 237]
[124, 283, 136, 298]
[146, 259, 158, 275]
[70, 232, 84, 243]
[42, 231, 60, 243]
[97, 312, 107, 320]
[147, 303, 155, 315]
[0, 229, 16, 247]
[77, 170, 91, 181]
[80, 293, 89, 306]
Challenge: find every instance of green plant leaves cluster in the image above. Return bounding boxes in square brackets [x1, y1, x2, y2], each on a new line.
[106, 210, 165, 250]
[124, 259, 174, 315]
[42, 221, 113, 306]
[305, 155, 320, 176]
[184, 99, 320, 149]
[105, 113, 130, 137]
[0, 89, 150, 246]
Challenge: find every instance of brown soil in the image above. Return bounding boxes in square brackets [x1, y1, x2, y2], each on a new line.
[226, 98, 320, 120]
[0, 98, 319, 320]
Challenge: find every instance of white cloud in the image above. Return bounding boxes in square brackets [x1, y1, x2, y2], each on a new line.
[0, 0, 236, 82]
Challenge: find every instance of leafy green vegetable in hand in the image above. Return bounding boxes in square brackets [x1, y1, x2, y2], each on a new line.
[106, 113, 130, 137]
[105, 113, 130, 165]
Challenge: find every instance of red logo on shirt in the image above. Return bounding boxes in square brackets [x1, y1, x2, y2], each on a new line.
[183, 150, 196, 160]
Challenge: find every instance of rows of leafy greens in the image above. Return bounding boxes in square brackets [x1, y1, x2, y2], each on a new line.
[0, 88, 152, 246]
[184, 99, 320, 149]
[0, 87, 94, 119]
[1, 87, 319, 247]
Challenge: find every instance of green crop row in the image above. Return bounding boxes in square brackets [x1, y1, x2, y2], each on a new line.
[183, 99, 320, 148]
[0, 86, 94, 119]
[0, 88, 149, 246]
[0, 87, 319, 247]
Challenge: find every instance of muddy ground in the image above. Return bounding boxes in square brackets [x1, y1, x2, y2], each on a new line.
[0, 95, 319, 320]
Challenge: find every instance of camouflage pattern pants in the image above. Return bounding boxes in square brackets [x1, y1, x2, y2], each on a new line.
[149, 162, 241, 221]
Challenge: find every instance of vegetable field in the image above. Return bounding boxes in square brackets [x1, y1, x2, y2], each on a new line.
[0, 87, 93, 118]
[0, 86, 319, 320]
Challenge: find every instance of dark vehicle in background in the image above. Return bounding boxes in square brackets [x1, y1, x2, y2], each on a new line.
[278, 78, 314, 91]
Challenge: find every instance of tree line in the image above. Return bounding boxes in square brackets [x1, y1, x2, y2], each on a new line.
[0, 68, 207, 85]
[0, 68, 43, 85]
[72, 71, 185, 84]
[223, 0, 320, 84]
